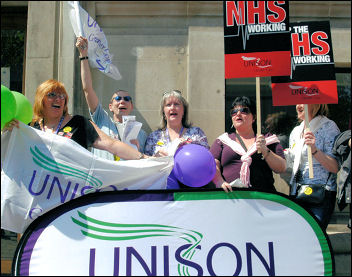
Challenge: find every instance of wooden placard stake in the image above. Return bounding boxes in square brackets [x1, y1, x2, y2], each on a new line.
[256, 77, 262, 153]
[304, 104, 314, 178]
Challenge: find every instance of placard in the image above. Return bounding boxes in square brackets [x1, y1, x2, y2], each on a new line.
[271, 21, 338, 105]
[224, 1, 291, 78]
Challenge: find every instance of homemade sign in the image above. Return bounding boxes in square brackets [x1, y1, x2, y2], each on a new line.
[12, 189, 334, 276]
[271, 21, 338, 106]
[223, 1, 291, 79]
[67, 1, 122, 80]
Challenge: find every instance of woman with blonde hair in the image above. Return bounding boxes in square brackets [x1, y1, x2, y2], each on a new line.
[144, 90, 209, 157]
[6, 79, 148, 160]
[286, 103, 340, 230]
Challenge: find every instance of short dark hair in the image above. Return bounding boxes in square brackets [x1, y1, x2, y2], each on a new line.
[231, 96, 256, 117]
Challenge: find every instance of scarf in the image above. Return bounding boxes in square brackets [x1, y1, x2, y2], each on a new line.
[218, 133, 280, 187]
[289, 115, 330, 185]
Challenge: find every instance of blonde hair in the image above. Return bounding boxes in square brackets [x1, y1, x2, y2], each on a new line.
[30, 79, 69, 126]
[159, 90, 191, 130]
[310, 104, 329, 119]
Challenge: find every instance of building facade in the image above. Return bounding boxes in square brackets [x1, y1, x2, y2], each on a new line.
[1, 1, 351, 145]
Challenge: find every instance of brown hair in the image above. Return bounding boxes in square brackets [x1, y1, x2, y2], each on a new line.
[30, 79, 69, 125]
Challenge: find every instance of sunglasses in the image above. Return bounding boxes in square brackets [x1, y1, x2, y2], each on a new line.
[163, 90, 182, 96]
[230, 107, 250, 116]
[46, 92, 66, 100]
[114, 96, 132, 102]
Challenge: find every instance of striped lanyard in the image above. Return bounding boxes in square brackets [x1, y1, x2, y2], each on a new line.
[42, 115, 65, 134]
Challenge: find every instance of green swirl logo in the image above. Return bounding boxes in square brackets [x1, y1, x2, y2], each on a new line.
[71, 211, 203, 276]
[30, 146, 102, 189]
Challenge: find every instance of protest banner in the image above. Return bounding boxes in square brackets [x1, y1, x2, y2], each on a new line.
[223, 1, 291, 139]
[271, 21, 338, 178]
[1, 123, 173, 234]
[12, 189, 333, 276]
[67, 1, 122, 80]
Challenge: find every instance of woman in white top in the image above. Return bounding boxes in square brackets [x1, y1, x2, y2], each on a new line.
[286, 103, 340, 230]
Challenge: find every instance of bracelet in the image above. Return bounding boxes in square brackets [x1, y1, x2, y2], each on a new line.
[261, 149, 271, 160]
[79, 56, 88, 61]
[312, 149, 318, 155]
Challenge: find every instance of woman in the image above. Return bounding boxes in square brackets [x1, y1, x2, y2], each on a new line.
[144, 90, 209, 156]
[210, 96, 286, 193]
[286, 104, 340, 230]
[4, 79, 148, 160]
[144, 90, 210, 189]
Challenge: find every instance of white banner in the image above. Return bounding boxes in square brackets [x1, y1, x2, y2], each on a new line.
[67, 1, 122, 80]
[12, 190, 333, 276]
[1, 123, 173, 233]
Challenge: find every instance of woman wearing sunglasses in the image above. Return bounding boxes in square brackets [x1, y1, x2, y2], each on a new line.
[4, 79, 148, 161]
[210, 96, 286, 193]
[76, 36, 147, 161]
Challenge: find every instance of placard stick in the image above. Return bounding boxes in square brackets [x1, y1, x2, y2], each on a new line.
[256, 77, 261, 153]
[304, 104, 314, 178]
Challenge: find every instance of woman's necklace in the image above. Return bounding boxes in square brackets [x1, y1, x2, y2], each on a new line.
[165, 126, 184, 143]
[41, 115, 65, 134]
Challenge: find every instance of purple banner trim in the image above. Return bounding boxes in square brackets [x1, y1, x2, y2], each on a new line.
[16, 191, 175, 275]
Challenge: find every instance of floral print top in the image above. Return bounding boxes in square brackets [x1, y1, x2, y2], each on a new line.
[144, 126, 209, 156]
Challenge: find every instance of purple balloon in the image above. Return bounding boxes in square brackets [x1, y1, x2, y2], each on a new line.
[173, 144, 216, 187]
[166, 169, 180, 189]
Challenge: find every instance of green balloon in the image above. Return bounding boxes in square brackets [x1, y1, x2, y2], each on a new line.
[1, 85, 16, 130]
[11, 91, 33, 125]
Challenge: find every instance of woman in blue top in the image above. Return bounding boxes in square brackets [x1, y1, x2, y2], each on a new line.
[144, 90, 209, 157]
[286, 103, 340, 230]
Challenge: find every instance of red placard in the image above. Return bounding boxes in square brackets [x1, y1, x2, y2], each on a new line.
[271, 21, 338, 105]
[272, 80, 338, 106]
[224, 1, 291, 78]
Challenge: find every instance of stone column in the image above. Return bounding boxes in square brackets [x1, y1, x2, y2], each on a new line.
[25, 1, 75, 113]
[187, 26, 225, 145]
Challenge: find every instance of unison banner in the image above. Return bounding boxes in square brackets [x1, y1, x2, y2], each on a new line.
[271, 21, 338, 105]
[1, 123, 173, 234]
[224, 1, 291, 78]
[13, 190, 333, 276]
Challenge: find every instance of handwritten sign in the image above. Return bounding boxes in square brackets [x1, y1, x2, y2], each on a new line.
[271, 21, 338, 105]
[67, 1, 122, 80]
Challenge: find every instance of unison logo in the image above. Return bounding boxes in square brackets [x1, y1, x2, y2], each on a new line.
[288, 85, 320, 97]
[241, 56, 272, 69]
[71, 211, 276, 276]
[71, 211, 203, 276]
[30, 146, 103, 189]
